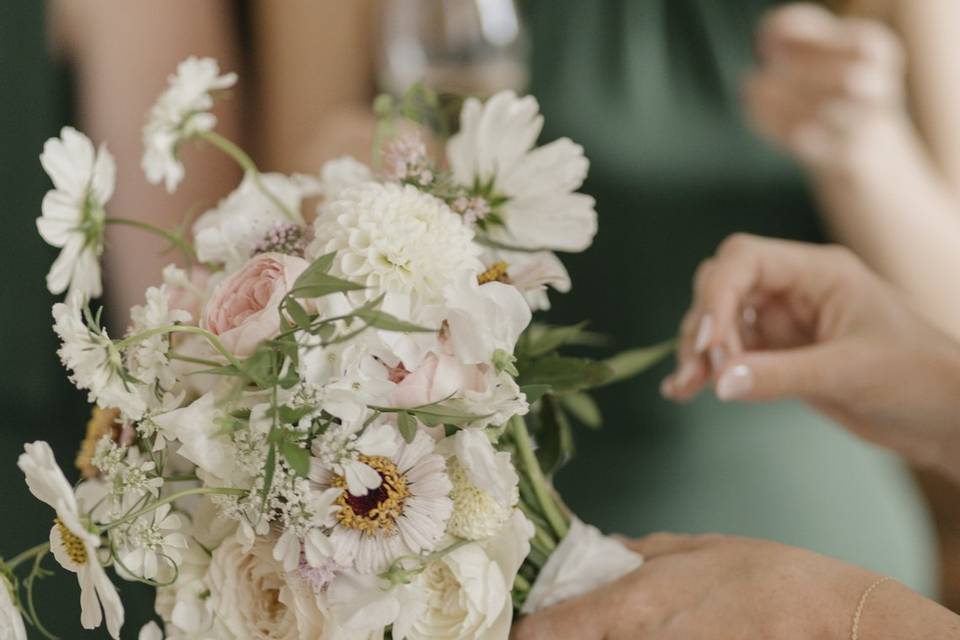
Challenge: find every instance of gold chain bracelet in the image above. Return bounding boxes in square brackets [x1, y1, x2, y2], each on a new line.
[851, 576, 892, 640]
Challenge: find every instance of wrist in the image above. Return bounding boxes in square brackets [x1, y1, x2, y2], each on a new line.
[807, 112, 916, 188]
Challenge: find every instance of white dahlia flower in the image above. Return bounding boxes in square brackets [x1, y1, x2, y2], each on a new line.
[447, 90, 597, 253]
[37, 126, 115, 301]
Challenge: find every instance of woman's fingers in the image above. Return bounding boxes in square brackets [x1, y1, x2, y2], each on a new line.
[714, 344, 841, 403]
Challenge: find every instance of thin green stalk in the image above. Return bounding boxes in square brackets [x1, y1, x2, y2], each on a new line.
[4, 542, 50, 572]
[198, 130, 302, 223]
[118, 325, 241, 370]
[101, 486, 246, 533]
[514, 573, 532, 593]
[509, 415, 569, 539]
[105, 217, 196, 262]
[168, 351, 222, 368]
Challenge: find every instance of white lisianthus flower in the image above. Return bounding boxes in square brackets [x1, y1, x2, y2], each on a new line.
[118, 504, 188, 581]
[207, 532, 330, 640]
[142, 56, 237, 193]
[0, 575, 26, 640]
[37, 126, 115, 301]
[17, 442, 124, 639]
[127, 285, 192, 392]
[442, 429, 519, 540]
[311, 182, 482, 314]
[447, 91, 597, 253]
[53, 302, 147, 420]
[318, 428, 453, 575]
[193, 172, 321, 270]
[310, 420, 399, 496]
[521, 517, 645, 614]
[152, 393, 238, 485]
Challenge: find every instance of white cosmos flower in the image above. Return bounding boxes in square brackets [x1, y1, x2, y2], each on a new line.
[142, 56, 237, 193]
[17, 442, 124, 639]
[310, 182, 482, 314]
[447, 91, 597, 253]
[37, 126, 115, 301]
[318, 156, 374, 204]
[310, 420, 399, 496]
[118, 504, 188, 581]
[53, 301, 147, 420]
[193, 172, 321, 270]
[127, 285, 191, 391]
[481, 250, 571, 311]
[0, 575, 26, 640]
[321, 428, 453, 575]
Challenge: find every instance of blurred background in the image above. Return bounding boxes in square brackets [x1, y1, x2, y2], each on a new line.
[2, 1, 959, 636]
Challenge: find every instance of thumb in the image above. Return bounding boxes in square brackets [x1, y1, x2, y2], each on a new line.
[713, 345, 838, 402]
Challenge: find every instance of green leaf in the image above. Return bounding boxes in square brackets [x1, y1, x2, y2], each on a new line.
[284, 298, 313, 331]
[517, 356, 614, 393]
[290, 272, 365, 299]
[281, 440, 310, 477]
[242, 349, 276, 388]
[354, 307, 436, 333]
[260, 443, 277, 510]
[520, 384, 552, 404]
[373, 403, 492, 428]
[519, 322, 610, 359]
[535, 396, 575, 475]
[600, 339, 676, 387]
[278, 405, 315, 425]
[561, 392, 602, 429]
[291, 252, 336, 291]
[397, 411, 417, 443]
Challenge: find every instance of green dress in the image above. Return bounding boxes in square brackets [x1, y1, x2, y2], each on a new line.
[0, 3, 153, 637]
[523, 0, 937, 594]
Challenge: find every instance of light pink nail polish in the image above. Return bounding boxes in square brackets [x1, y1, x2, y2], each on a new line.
[675, 362, 698, 388]
[660, 377, 674, 398]
[695, 315, 713, 353]
[716, 364, 753, 400]
[709, 345, 727, 371]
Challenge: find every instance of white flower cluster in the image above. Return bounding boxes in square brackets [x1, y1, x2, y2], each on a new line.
[10, 57, 646, 640]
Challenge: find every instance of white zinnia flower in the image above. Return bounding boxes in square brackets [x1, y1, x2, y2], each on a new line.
[320, 428, 453, 575]
[37, 126, 115, 301]
[0, 575, 26, 640]
[447, 91, 597, 253]
[118, 504, 188, 581]
[193, 172, 321, 270]
[142, 56, 237, 193]
[127, 285, 191, 391]
[311, 182, 482, 314]
[53, 302, 147, 420]
[17, 442, 124, 638]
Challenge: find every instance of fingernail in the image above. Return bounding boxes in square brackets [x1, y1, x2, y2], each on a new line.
[709, 345, 727, 371]
[716, 364, 753, 400]
[659, 376, 675, 398]
[675, 361, 698, 388]
[695, 315, 714, 353]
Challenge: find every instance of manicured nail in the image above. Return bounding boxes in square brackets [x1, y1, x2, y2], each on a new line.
[709, 345, 726, 371]
[660, 376, 675, 398]
[716, 364, 753, 400]
[695, 315, 714, 353]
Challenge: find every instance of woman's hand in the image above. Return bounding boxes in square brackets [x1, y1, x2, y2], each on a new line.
[662, 233, 960, 483]
[512, 533, 957, 640]
[744, 3, 907, 174]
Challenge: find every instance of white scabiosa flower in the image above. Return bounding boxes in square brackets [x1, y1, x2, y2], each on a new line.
[446, 91, 597, 253]
[127, 285, 191, 392]
[53, 302, 147, 420]
[17, 442, 124, 639]
[0, 575, 26, 640]
[37, 126, 115, 301]
[142, 56, 237, 193]
[321, 428, 453, 575]
[117, 504, 188, 581]
[311, 182, 482, 314]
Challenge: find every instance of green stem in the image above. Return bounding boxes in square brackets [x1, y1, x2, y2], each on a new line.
[198, 130, 302, 224]
[101, 486, 246, 533]
[118, 325, 241, 370]
[4, 542, 50, 572]
[105, 217, 196, 262]
[514, 573, 532, 593]
[168, 351, 222, 368]
[509, 415, 569, 539]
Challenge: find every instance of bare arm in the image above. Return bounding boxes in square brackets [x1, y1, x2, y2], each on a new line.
[250, 0, 378, 172]
[51, 0, 243, 328]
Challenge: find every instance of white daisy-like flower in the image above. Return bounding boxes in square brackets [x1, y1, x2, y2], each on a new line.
[318, 427, 453, 575]
[118, 504, 188, 581]
[37, 126, 115, 301]
[53, 302, 147, 420]
[480, 250, 571, 311]
[127, 285, 191, 391]
[317, 156, 373, 205]
[142, 56, 237, 193]
[17, 442, 124, 639]
[310, 420, 399, 496]
[0, 575, 26, 640]
[193, 172, 320, 271]
[310, 182, 483, 314]
[446, 90, 597, 253]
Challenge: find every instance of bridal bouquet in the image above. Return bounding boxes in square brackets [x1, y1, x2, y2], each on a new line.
[1, 58, 667, 640]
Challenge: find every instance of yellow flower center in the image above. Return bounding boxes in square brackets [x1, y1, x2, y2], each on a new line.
[54, 518, 88, 565]
[478, 261, 510, 285]
[334, 455, 409, 534]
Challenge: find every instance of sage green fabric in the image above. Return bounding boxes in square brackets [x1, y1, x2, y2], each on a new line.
[0, 4, 154, 637]
[523, 0, 937, 595]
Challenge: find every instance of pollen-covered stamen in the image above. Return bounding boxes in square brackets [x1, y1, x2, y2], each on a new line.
[333, 455, 409, 534]
[54, 517, 88, 565]
[478, 261, 511, 285]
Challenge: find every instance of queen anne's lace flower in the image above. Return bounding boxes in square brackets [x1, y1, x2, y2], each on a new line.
[118, 504, 188, 581]
[127, 285, 191, 392]
[37, 127, 115, 301]
[142, 56, 237, 193]
[17, 442, 125, 638]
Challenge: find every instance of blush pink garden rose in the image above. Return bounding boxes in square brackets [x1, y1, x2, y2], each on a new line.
[202, 252, 309, 356]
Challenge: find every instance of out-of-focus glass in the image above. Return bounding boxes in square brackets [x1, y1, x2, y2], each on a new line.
[378, 0, 529, 96]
